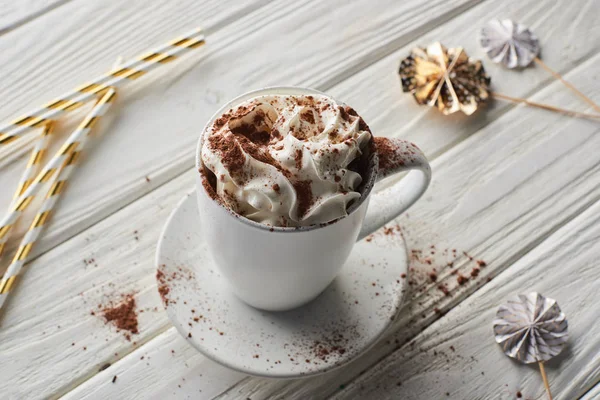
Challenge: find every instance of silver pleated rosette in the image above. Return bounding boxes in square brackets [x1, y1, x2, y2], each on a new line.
[493, 292, 568, 363]
[480, 19, 540, 68]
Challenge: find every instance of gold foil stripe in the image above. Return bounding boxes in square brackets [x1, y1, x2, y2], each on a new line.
[29, 149, 45, 166]
[15, 243, 33, 261]
[46, 99, 84, 111]
[102, 91, 117, 104]
[112, 68, 145, 80]
[79, 83, 107, 94]
[84, 116, 99, 130]
[141, 53, 175, 64]
[171, 37, 191, 47]
[66, 151, 80, 165]
[0, 225, 10, 239]
[173, 37, 205, 49]
[13, 116, 46, 128]
[60, 142, 79, 155]
[32, 211, 51, 228]
[0, 134, 18, 145]
[43, 124, 54, 136]
[186, 38, 205, 49]
[0, 276, 16, 294]
[0, 242, 5, 256]
[15, 196, 33, 211]
[16, 180, 32, 197]
[48, 181, 66, 197]
[40, 169, 56, 183]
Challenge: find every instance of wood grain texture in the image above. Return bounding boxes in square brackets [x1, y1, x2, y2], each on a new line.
[0, 1, 487, 394]
[42, 52, 600, 399]
[581, 383, 600, 400]
[334, 196, 600, 400]
[1, 0, 599, 398]
[0, 0, 481, 265]
[0, 170, 193, 398]
[0, 0, 71, 35]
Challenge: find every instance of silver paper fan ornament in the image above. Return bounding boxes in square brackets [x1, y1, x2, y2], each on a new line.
[480, 19, 540, 68]
[493, 292, 568, 364]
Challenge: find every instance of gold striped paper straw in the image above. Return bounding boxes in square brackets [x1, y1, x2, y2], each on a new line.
[0, 87, 117, 309]
[0, 88, 117, 265]
[11, 124, 54, 203]
[0, 123, 54, 259]
[0, 27, 204, 146]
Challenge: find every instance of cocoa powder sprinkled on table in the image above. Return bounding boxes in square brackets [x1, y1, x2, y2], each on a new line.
[438, 284, 450, 296]
[101, 294, 139, 340]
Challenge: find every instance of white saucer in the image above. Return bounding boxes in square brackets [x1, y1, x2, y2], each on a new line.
[156, 192, 408, 378]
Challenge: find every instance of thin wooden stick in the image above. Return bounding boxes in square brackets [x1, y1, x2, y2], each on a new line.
[491, 92, 600, 121]
[538, 361, 553, 400]
[534, 57, 600, 114]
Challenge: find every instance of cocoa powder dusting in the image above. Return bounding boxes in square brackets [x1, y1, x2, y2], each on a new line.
[231, 123, 271, 145]
[208, 134, 245, 178]
[300, 109, 315, 124]
[101, 294, 139, 340]
[292, 180, 314, 218]
[235, 135, 280, 169]
[373, 137, 405, 172]
[157, 269, 170, 305]
[200, 172, 219, 202]
[294, 149, 303, 170]
[338, 106, 350, 121]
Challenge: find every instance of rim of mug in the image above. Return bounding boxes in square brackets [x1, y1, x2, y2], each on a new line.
[195, 86, 379, 233]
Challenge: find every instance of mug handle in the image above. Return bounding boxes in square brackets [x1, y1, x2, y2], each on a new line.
[358, 138, 431, 240]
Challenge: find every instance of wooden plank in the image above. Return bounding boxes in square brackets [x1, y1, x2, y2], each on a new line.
[0, 170, 194, 398]
[334, 197, 600, 400]
[63, 327, 247, 400]
[0, 0, 71, 35]
[0, 0, 482, 263]
[581, 383, 600, 400]
[56, 52, 599, 398]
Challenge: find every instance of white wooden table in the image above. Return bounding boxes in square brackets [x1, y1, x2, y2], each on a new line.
[1, 1, 599, 399]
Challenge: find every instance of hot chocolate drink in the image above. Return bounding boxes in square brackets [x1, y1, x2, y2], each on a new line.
[200, 94, 372, 227]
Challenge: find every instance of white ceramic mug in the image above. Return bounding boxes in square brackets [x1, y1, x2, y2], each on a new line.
[195, 87, 431, 311]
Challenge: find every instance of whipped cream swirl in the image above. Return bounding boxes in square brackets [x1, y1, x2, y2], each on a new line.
[200, 94, 372, 227]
